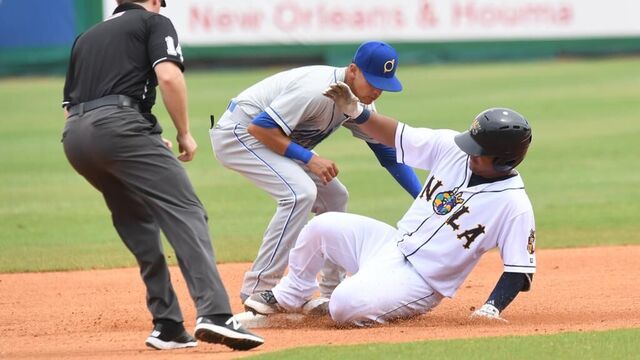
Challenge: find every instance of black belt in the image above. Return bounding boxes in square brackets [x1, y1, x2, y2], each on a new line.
[67, 95, 140, 116]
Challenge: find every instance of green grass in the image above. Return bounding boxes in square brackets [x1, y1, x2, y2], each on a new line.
[247, 328, 640, 360]
[1, 57, 639, 272]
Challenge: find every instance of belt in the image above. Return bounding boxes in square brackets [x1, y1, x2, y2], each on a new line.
[67, 95, 140, 116]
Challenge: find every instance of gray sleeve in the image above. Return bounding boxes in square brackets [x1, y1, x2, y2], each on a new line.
[264, 82, 319, 135]
[342, 120, 379, 143]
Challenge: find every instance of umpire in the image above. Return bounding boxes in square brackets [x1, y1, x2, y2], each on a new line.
[61, 0, 263, 351]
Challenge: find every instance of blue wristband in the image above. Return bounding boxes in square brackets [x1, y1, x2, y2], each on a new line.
[284, 141, 313, 164]
[353, 108, 371, 124]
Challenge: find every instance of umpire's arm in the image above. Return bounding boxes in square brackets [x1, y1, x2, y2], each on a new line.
[155, 61, 196, 162]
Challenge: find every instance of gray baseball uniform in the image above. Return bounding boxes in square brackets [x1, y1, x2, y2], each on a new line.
[210, 65, 380, 300]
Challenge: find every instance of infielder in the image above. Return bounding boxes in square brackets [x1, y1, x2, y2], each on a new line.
[210, 41, 422, 303]
[244, 82, 536, 324]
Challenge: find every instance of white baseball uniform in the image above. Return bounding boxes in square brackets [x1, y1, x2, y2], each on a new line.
[210, 65, 380, 300]
[272, 122, 537, 324]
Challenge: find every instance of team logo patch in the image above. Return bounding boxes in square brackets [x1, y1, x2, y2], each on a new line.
[527, 229, 536, 254]
[383, 59, 395, 73]
[470, 119, 481, 135]
[432, 191, 463, 215]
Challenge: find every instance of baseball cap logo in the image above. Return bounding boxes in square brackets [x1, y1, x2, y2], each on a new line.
[383, 59, 395, 74]
[470, 119, 481, 135]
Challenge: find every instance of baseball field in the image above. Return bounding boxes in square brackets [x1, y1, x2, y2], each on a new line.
[1, 57, 639, 359]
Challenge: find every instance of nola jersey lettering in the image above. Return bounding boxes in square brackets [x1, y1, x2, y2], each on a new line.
[413, 175, 485, 251]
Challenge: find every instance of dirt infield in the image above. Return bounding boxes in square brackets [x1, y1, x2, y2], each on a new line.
[1, 245, 639, 359]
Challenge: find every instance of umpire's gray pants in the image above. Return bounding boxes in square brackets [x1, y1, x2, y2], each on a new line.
[62, 106, 232, 323]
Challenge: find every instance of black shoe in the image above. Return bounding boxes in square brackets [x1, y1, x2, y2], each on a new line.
[194, 316, 264, 351]
[145, 321, 197, 350]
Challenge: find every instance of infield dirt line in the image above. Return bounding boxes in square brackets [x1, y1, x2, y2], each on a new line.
[1, 245, 639, 359]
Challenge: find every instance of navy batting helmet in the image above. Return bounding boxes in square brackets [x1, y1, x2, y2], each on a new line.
[454, 108, 532, 172]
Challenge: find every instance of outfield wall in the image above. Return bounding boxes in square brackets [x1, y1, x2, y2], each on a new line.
[1, 0, 640, 76]
[0, 0, 102, 76]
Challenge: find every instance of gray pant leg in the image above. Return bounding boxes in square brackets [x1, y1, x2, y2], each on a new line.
[110, 145, 232, 318]
[101, 172, 185, 322]
[63, 107, 232, 321]
[211, 124, 317, 300]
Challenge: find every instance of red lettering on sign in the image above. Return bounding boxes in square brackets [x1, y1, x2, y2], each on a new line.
[317, 5, 405, 30]
[452, 1, 573, 27]
[418, 0, 439, 27]
[272, 2, 405, 32]
[189, 6, 263, 32]
[274, 2, 312, 32]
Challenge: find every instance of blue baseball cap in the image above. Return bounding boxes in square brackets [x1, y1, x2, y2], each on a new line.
[352, 41, 402, 92]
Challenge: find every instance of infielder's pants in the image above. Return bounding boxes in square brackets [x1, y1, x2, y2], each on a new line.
[62, 106, 232, 323]
[273, 212, 443, 325]
[211, 117, 348, 300]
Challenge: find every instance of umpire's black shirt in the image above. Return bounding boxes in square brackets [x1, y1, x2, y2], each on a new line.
[63, 3, 184, 114]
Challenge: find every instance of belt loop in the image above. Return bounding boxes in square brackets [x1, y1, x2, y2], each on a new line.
[117, 95, 124, 109]
[78, 103, 85, 116]
[227, 100, 237, 113]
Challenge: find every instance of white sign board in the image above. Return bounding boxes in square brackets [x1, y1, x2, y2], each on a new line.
[103, 0, 640, 45]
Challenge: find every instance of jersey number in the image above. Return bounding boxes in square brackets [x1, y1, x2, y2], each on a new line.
[164, 36, 184, 62]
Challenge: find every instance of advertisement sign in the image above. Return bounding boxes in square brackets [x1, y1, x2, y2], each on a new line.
[102, 0, 640, 45]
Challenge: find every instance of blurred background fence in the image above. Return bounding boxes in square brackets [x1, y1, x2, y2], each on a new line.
[2, 0, 640, 76]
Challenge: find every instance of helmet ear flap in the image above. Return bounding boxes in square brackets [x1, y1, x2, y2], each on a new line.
[493, 157, 517, 172]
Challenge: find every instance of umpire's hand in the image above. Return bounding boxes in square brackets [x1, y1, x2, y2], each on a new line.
[162, 137, 173, 149]
[177, 132, 197, 162]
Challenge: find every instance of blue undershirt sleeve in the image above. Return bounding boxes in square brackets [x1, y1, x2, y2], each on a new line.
[485, 272, 534, 312]
[251, 111, 280, 128]
[366, 142, 422, 198]
[251, 111, 313, 164]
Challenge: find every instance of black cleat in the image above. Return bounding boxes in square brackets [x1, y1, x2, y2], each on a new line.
[145, 321, 197, 350]
[194, 316, 264, 351]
